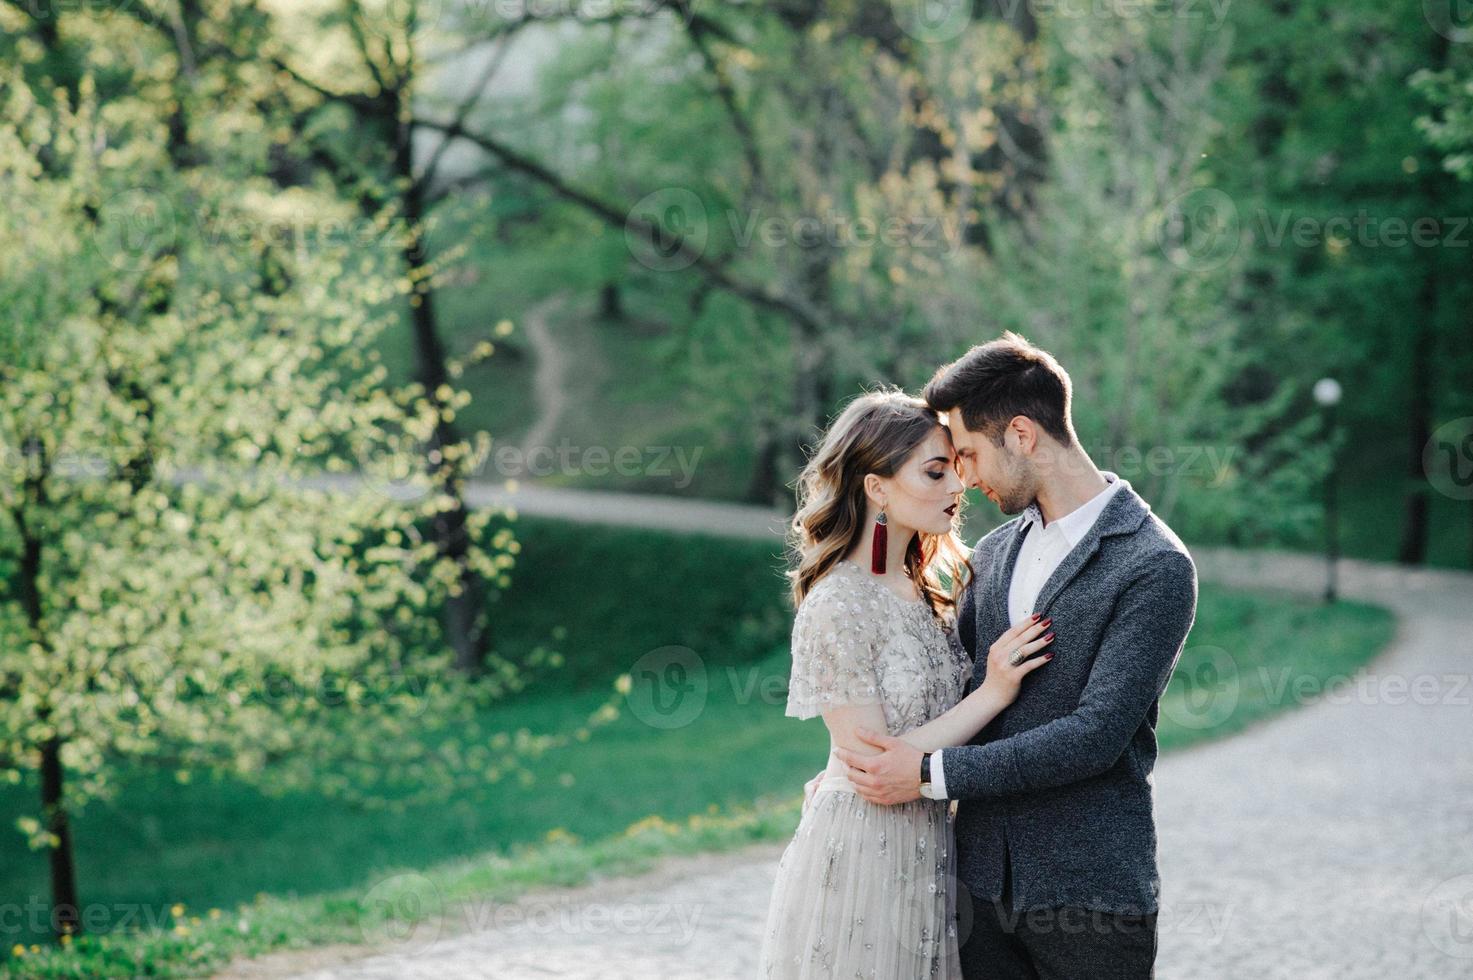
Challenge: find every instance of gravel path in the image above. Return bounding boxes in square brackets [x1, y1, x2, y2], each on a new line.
[218, 547, 1473, 979]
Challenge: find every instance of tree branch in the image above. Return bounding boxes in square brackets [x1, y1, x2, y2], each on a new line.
[414, 117, 831, 335]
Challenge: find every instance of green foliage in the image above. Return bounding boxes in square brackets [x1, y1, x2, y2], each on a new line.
[0, 13, 610, 882]
[413, 1, 1470, 564]
[1414, 66, 1473, 181]
[969, 14, 1317, 546]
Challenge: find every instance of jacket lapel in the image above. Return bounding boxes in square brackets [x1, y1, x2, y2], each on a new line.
[972, 518, 1030, 687]
[1030, 477, 1150, 618]
[987, 518, 1030, 631]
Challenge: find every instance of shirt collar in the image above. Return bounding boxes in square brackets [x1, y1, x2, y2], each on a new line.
[1018, 472, 1126, 548]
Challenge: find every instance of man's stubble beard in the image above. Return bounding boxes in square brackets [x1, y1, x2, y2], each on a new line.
[995, 453, 1039, 516]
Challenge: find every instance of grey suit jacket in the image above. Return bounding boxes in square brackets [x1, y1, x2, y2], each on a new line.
[948, 474, 1197, 915]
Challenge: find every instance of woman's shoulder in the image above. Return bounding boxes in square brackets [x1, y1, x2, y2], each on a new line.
[795, 560, 885, 626]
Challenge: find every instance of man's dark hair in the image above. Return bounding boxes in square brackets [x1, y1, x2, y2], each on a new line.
[922, 331, 1075, 447]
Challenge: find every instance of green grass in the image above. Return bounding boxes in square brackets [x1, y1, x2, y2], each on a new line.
[483, 516, 794, 693]
[1158, 588, 1396, 752]
[0, 518, 1396, 977]
[0, 797, 805, 979]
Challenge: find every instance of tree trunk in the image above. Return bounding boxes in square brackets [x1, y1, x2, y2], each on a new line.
[745, 421, 783, 506]
[14, 451, 80, 939]
[397, 124, 488, 674]
[1398, 272, 1435, 565]
[39, 735, 80, 938]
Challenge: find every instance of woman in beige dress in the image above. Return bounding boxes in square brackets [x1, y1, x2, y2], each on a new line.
[758, 390, 1055, 979]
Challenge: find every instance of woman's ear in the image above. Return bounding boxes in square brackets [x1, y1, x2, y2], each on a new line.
[862, 472, 887, 511]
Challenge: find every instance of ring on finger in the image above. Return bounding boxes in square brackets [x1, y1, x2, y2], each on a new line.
[1009, 647, 1026, 667]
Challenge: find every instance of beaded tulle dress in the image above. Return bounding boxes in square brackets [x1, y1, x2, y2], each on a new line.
[759, 559, 972, 979]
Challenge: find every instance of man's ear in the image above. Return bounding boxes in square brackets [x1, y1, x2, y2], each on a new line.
[1008, 415, 1039, 455]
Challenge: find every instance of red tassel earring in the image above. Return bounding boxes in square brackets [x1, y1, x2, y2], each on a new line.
[870, 510, 888, 574]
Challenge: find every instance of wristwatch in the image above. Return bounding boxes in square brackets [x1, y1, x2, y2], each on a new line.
[920, 752, 932, 792]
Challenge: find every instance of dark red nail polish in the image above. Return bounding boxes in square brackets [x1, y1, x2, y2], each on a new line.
[1031, 613, 1041, 621]
[1044, 653, 1055, 660]
[1044, 632, 1055, 642]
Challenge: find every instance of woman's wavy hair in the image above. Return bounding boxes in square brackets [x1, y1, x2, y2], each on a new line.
[787, 388, 971, 618]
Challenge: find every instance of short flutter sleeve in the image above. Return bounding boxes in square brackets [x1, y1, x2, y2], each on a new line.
[784, 577, 884, 720]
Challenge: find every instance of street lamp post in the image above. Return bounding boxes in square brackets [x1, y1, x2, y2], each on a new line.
[1314, 378, 1343, 603]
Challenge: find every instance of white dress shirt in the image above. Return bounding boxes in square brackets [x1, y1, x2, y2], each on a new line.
[924, 475, 1125, 800]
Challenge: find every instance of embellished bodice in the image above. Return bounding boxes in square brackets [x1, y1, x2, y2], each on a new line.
[785, 559, 972, 734]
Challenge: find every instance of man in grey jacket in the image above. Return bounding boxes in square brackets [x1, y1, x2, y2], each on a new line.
[833, 332, 1198, 979]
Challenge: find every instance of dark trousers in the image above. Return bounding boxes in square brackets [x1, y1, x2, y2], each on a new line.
[957, 845, 1157, 980]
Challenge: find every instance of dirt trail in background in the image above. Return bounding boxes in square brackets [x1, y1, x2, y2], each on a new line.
[516, 292, 573, 463]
